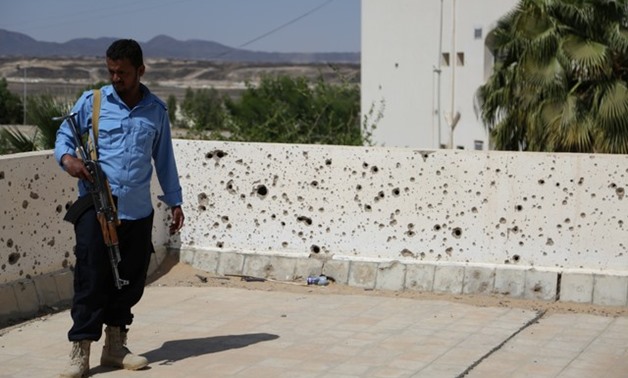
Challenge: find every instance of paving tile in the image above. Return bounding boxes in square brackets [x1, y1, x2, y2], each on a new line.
[0, 284, 626, 378]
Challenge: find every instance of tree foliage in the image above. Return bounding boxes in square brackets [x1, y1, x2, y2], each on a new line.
[180, 87, 227, 133]
[1, 72, 373, 154]
[166, 94, 177, 125]
[0, 93, 70, 154]
[476, 0, 628, 153]
[0, 77, 23, 124]
[180, 74, 371, 146]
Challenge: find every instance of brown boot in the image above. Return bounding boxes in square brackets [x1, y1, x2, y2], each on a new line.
[60, 340, 91, 378]
[100, 326, 148, 370]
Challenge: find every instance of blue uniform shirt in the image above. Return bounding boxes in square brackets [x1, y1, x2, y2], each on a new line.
[54, 84, 183, 220]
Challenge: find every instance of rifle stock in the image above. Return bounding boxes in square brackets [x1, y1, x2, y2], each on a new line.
[54, 113, 129, 290]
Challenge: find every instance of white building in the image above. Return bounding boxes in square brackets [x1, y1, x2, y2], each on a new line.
[361, 0, 520, 150]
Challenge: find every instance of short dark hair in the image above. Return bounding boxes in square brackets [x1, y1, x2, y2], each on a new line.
[106, 39, 144, 69]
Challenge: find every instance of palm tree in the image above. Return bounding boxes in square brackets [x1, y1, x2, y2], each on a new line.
[0, 94, 71, 154]
[475, 0, 628, 154]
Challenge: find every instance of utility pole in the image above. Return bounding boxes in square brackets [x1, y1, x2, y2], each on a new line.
[17, 64, 27, 125]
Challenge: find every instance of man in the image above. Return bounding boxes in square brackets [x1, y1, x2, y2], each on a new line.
[55, 39, 184, 377]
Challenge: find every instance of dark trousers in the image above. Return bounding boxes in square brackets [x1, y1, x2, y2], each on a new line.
[68, 208, 154, 342]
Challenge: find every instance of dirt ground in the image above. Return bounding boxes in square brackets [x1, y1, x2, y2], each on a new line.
[147, 255, 628, 318]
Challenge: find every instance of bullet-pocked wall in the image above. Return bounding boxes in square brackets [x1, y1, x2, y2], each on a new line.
[1, 142, 627, 286]
[176, 141, 627, 271]
[0, 151, 171, 285]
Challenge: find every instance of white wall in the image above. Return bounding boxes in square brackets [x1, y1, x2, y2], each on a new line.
[361, 0, 519, 150]
[0, 151, 171, 284]
[2, 142, 627, 284]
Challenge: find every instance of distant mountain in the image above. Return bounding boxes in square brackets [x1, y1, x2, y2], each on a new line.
[0, 29, 359, 64]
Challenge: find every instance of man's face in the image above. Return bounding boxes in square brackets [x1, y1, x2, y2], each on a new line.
[106, 57, 144, 96]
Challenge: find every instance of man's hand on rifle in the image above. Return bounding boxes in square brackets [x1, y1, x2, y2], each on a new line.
[61, 154, 93, 182]
[170, 206, 184, 235]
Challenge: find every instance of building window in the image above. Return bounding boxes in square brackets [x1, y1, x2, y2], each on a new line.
[474, 140, 484, 150]
[474, 27, 483, 40]
[456, 52, 465, 66]
[441, 53, 450, 66]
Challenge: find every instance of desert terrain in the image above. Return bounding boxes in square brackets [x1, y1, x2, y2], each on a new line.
[0, 56, 360, 103]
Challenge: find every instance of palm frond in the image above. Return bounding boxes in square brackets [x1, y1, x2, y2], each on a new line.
[562, 34, 611, 79]
[0, 127, 36, 153]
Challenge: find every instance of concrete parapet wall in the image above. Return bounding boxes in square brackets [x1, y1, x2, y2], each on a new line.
[1, 141, 627, 325]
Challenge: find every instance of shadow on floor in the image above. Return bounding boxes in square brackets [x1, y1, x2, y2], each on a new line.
[89, 333, 279, 374]
[142, 332, 280, 365]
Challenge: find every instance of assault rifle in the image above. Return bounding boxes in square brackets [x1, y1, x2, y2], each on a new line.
[53, 113, 130, 290]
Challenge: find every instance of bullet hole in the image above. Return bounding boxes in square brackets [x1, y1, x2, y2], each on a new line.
[221, 216, 229, 223]
[513, 254, 520, 262]
[499, 218, 507, 224]
[30, 192, 39, 199]
[538, 179, 545, 185]
[378, 191, 385, 199]
[6, 239, 13, 248]
[471, 207, 478, 213]
[311, 180, 319, 187]
[310, 245, 321, 254]
[356, 185, 362, 191]
[546, 238, 554, 246]
[616, 187, 625, 200]
[198, 192, 209, 211]
[452, 227, 462, 238]
[217, 242, 224, 248]
[364, 204, 372, 211]
[0, 171, 4, 179]
[362, 162, 369, 169]
[205, 149, 227, 159]
[282, 242, 288, 248]
[256, 185, 268, 198]
[65, 201, 73, 210]
[325, 159, 332, 166]
[533, 283, 542, 292]
[371, 166, 379, 173]
[433, 224, 441, 231]
[392, 188, 400, 197]
[22, 200, 29, 209]
[578, 177, 584, 185]
[445, 247, 453, 256]
[8, 252, 20, 265]
[226, 180, 237, 194]
[297, 216, 313, 226]
[515, 204, 523, 211]
[56, 205, 63, 213]
[400, 249, 416, 258]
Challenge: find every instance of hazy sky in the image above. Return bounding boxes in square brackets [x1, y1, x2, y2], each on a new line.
[0, 0, 360, 53]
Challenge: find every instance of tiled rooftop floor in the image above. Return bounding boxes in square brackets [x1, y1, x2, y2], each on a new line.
[1, 266, 627, 378]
